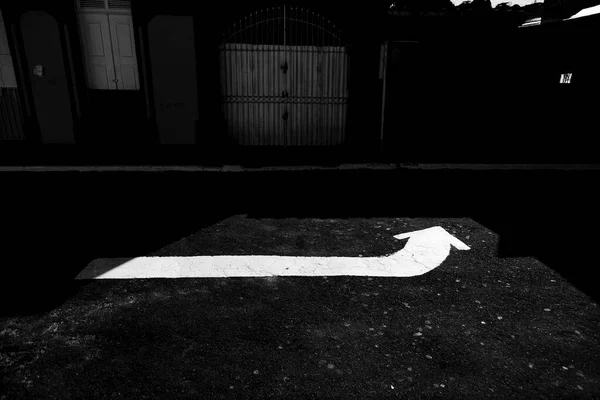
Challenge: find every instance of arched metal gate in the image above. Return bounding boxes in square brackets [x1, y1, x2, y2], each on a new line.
[219, 5, 349, 146]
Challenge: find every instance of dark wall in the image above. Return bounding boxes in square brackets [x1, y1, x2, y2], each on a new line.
[382, 13, 600, 163]
[148, 15, 198, 144]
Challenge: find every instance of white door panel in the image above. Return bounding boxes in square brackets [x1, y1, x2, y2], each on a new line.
[108, 14, 139, 90]
[79, 13, 117, 90]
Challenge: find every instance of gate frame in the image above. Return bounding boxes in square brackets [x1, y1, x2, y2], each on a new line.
[218, 4, 351, 148]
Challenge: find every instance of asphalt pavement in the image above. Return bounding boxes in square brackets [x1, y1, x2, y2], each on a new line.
[1, 169, 599, 399]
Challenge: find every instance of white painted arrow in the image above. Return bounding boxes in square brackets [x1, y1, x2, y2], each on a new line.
[74, 226, 470, 279]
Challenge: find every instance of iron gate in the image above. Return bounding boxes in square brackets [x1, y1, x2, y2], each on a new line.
[219, 5, 349, 146]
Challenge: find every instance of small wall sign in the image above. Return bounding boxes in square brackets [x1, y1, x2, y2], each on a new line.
[33, 65, 44, 78]
[560, 73, 572, 84]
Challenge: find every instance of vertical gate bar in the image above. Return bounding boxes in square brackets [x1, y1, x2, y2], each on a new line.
[323, 20, 328, 146]
[319, 19, 323, 146]
[226, 27, 231, 142]
[304, 23, 308, 146]
[293, 7, 298, 146]
[325, 47, 329, 146]
[241, 24, 245, 146]
[285, 5, 289, 147]
[293, 8, 298, 146]
[298, 8, 301, 146]
[277, 6, 281, 145]
[233, 25, 238, 144]
[342, 48, 348, 144]
[238, 22, 241, 145]
[241, 17, 245, 145]
[334, 25, 339, 146]
[336, 47, 341, 145]
[327, 38, 333, 146]
[248, 13, 252, 146]
[251, 12, 254, 146]
[299, 8, 303, 146]
[231, 30, 236, 143]
[260, 9, 264, 146]
[317, 14, 321, 146]
[267, 8, 271, 145]
[279, 6, 283, 146]
[255, 12, 258, 146]
[293, 7, 297, 146]
[254, 11, 258, 146]
[252, 13, 256, 146]
[289, 9, 293, 147]
[219, 45, 225, 141]
[275, 7, 279, 145]
[269, 8, 274, 146]
[224, 42, 229, 142]
[338, 49, 342, 146]
[301, 8, 306, 146]
[285, 6, 290, 147]
[337, 49, 342, 145]
[305, 9, 309, 146]
[226, 41, 232, 142]
[243, 16, 248, 145]
[232, 44, 238, 144]
[323, 40, 327, 146]
[336, 44, 341, 145]
[231, 42, 237, 144]
[224, 40, 229, 141]
[239, 22, 245, 145]
[289, 6, 293, 146]
[272, 8, 276, 146]
[309, 12, 314, 146]
[301, 22, 305, 146]
[314, 12, 318, 146]
[345, 48, 349, 144]
[226, 44, 232, 143]
[276, 7, 280, 146]
[229, 25, 235, 143]
[221, 28, 231, 141]
[254, 12, 258, 146]
[338, 47, 342, 146]
[298, 8, 302, 146]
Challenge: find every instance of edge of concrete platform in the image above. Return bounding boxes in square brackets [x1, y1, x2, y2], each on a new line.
[0, 164, 599, 172]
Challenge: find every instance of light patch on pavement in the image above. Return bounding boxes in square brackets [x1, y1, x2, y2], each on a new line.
[75, 226, 470, 279]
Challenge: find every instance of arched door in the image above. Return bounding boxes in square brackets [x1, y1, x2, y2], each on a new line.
[21, 10, 74, 143]
[219, 5, 349, 146]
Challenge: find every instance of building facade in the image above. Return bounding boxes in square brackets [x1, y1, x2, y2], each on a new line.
[0, 0, 597, 164]
[0, 0, 387, 165]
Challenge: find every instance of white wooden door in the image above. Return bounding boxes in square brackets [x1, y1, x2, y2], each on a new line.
[108, 14, 139, 90]
[79, 13, 117, 90]
[0, 11, 17, 88]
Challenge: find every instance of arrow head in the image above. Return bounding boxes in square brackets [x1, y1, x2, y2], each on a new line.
[393, 226, 471, 250]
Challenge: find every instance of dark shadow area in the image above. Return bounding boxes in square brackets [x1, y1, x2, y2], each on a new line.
[1, 168, 599, 316]
[0, 172, 238, 316]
